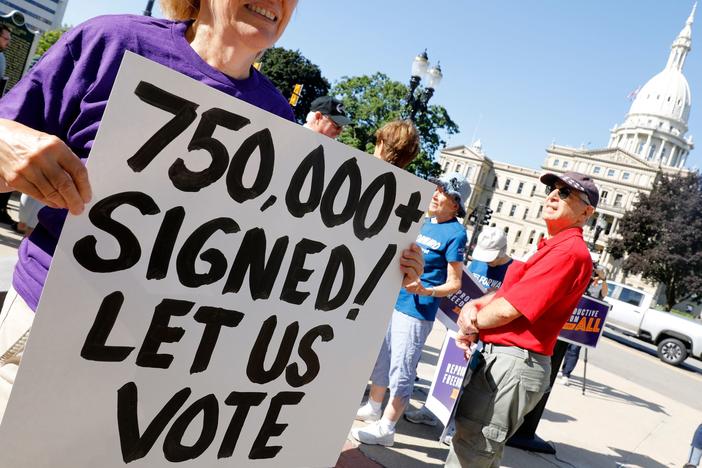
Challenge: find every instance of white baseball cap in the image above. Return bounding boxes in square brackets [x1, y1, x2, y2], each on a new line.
[472, 227, 508, 262]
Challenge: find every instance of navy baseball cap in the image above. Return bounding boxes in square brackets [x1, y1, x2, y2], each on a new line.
[540, 171, 599, 208]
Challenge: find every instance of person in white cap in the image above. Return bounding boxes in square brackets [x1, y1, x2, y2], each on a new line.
[404, 227, 513, 440]
[351, 172, 469, 447]
[468, 227, 513, 292]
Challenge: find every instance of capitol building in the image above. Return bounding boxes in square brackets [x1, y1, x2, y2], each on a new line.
[440, 4, 696, 296]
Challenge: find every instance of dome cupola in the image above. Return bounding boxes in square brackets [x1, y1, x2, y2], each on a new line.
[608, 3, 696, 169]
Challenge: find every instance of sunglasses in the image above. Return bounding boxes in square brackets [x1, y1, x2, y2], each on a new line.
[323, 115, 342, 132]
[545, 185, 590, 205]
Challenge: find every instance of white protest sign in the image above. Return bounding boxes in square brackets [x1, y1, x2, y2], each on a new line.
[0, 52, 434, 468]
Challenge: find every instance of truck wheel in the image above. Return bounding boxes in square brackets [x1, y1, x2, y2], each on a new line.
[657, 338, 688, 366]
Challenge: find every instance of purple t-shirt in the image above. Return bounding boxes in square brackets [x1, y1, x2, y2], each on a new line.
[0, 15, 295, 311]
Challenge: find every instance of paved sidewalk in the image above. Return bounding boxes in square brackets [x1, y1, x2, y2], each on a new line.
[342, 322, 701, 468]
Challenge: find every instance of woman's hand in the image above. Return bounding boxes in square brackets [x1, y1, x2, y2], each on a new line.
[400, 243, 423, 289]
[0, 119, 91, 215]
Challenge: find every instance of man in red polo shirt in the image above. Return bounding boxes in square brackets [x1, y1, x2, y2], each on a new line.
[445, 171, 598, 468]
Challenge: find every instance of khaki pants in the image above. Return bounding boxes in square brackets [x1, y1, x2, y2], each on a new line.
[0, 287, 34, 424]
[445, 344, 551, 468]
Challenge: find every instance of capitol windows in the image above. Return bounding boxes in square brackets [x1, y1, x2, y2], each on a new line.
[456, 163, 462, 173]
[536, 206, 543, 218]
[442, 160, 449, 170]
[517, 182, 524, 194]
[496, 201, 504, 213]
[637, 142, 645, 154]
[647, 145, 657, 160]
[553, 159, 560, 167]
[601, 190, 609, 202]
[504, 178, 512, 190]
[593, 166, 601, 175]
[522, 208, 529, 220]
[562, 161, 569, 168]
[515, 230, 522, 243]
[509, 204, 517, 217]
[614, 194, 623, 208]
[530, 185, 536, 197]
[622, 172, 631, 181]
[492, 176, 498, 188]
[528, 230, 536, 244]
[607, 169, 616, 177]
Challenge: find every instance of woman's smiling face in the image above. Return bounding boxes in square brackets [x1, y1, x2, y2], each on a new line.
[206, 0, 298, 51]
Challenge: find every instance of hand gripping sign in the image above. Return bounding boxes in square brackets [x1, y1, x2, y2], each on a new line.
[0, 52, 434, 468]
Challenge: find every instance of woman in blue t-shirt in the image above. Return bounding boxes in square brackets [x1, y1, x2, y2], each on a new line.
[352, 172, 470, 447]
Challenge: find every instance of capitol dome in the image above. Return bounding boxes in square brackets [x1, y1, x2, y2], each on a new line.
[608, 3, 696, 169]
[628, 69, 691, 125]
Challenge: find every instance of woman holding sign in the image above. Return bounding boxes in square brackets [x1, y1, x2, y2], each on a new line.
[352, 172, 469, 447]
[0, 0, 426, 421]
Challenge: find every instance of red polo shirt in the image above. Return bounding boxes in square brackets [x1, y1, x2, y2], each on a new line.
[480, 227, 593, 355]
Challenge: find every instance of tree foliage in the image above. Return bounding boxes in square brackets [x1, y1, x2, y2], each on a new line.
[608, 172, 702, 310]
[331, 73, 459, 178]
[36, 27, 69, 58]
[259, 47, 329, 123]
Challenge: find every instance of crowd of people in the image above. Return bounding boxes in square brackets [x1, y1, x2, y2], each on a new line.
[0, 1, 605, 466]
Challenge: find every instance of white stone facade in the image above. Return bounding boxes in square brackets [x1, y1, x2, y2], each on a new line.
[0, 0, 67, 32]
[438, 5, 696, 298]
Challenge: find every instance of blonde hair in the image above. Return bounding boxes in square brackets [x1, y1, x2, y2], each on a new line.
[375, 120, 420, 169]
[160, 0, 200, 20]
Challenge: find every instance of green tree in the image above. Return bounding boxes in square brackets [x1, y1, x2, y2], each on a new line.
[35, 27, 69, 58]
[259, 47, 329, 123]
[608, 172, 702, 310]
[331, 73, 458, 178]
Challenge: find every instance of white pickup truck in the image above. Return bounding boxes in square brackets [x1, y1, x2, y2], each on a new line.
[603, 281, 702, 366]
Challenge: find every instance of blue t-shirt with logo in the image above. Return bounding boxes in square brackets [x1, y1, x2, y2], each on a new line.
[395, 218, 467, 321]
[468, 259, 513, 291]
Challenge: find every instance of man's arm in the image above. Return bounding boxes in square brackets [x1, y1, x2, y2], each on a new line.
[473, 297, 522, 329]
[457, 297, 521, 335]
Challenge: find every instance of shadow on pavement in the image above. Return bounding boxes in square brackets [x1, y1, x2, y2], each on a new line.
[420, 342, 441, 368]
[503, 442, 669, 468]
[542, 408, 577, 423]
[566, 375, 669, 415]
[359, 437, 449, 468]
[336, 441, 383, 468]
[552, 442, 669, 468]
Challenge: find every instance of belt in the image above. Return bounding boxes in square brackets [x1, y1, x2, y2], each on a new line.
[482, 342, 550, 364]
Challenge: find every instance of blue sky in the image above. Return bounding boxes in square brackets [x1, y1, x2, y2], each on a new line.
[63, 1, 702, 171]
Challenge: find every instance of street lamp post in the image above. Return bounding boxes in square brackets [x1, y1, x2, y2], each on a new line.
[143, 0, 156, 16]
[590, 215, 609, 250]
[406, 50, 443, 122]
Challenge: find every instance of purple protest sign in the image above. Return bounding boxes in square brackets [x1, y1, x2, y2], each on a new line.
[559, 295, 611, 348]
[425, 331, 468, 426]
[436, 269, 486, 332]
